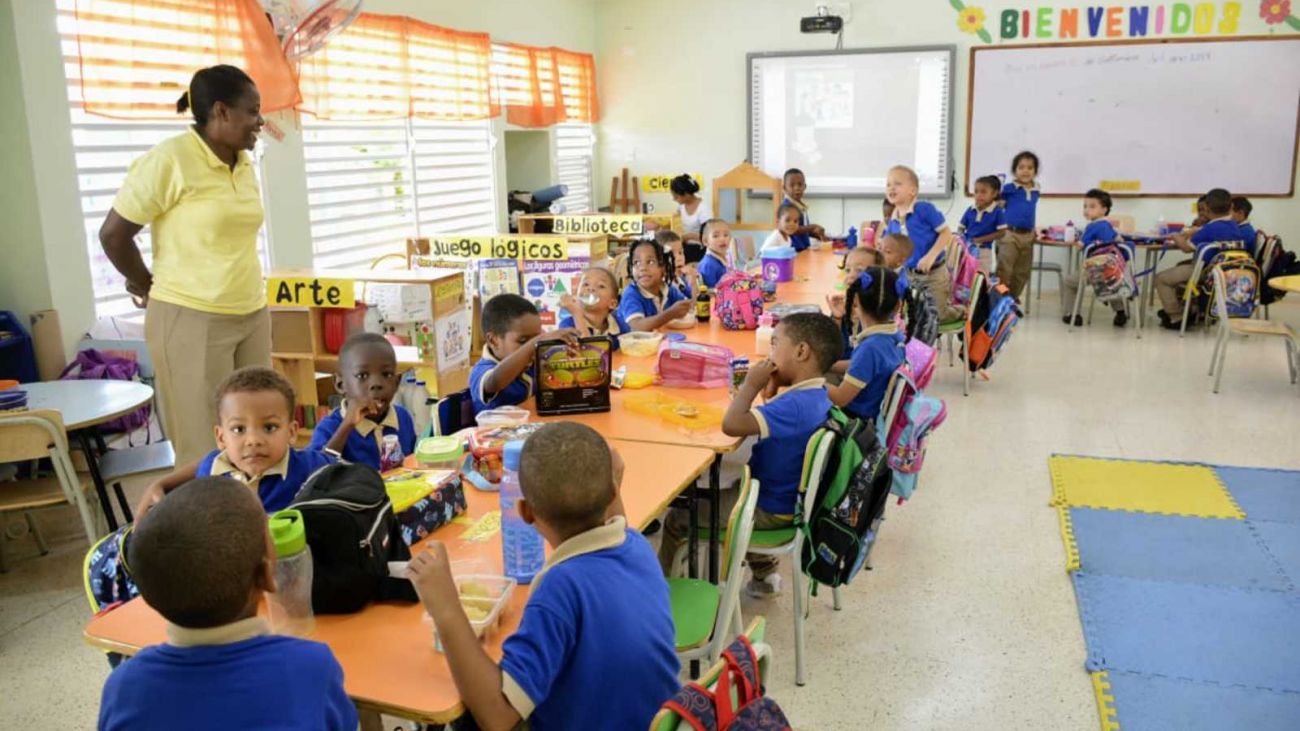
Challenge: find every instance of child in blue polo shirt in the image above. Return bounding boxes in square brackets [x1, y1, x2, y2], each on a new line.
[885, 165, 959, 321]
[409, 423, 679, 731]
[466, 294, 579, 416]
[659, 313, 841, 596]
[619, 238, 693, 330]
[98, 476, 356, 731]
[694, 218, 733, 288]
[1060, 189, 1130, 327]
[1156, 188, 1247, 330]
[829, 267, 906, 422]
[310, 333, 416, 469]
[998, 150, 1042, 300]
[961, 174, 1007, 273]
[657, 230, 697, 298]
[761, 202, 802, 253]
[781, 168, 826, 252]
[1231, 196, 1257, 256]
[558, 267, 631, 348]
[89, 367, 338, 618]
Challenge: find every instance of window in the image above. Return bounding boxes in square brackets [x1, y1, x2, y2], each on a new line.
[303, 119, 496, 270]
[56, 2, 271, 322]
[552, 124, 596, 214]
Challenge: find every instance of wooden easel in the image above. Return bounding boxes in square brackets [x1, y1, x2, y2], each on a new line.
[711, 161, 781, 231]
[609, 167, 641, 213]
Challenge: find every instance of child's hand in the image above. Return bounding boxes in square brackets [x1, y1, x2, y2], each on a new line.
[826, 292, 846, 319]
[343, 397, 381, 426]
[407, 540, 458, 618]
[812, 224, 828, 240]
[135, 479, 167, 519]
[680, 264, 698, 286]
[741, 359, 777, 394]
[558, 293, 579, 315]
[666, 299, 693, 320]
[546, 327, 583, 352]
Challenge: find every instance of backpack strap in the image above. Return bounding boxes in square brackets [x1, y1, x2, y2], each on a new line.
[720, 634, 763, 702]
[661, 683, 719, 731]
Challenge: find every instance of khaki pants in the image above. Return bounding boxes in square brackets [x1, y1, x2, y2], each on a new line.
[146, 300, 271, 465]
[913, 265, 961, 322]
[997, 230, 1036, 299]
[1060, 272, 1124, 315]
[659, 484, 793, 580]
[1155, 261, 1196, 319]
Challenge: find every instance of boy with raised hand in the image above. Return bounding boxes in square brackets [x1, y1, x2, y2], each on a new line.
[469, 294, 580, 416]
[309, 332, 417, 468]
[98, 477, 356, 731]
[408, 423, 678, 731]
[658, 312, 841, 596]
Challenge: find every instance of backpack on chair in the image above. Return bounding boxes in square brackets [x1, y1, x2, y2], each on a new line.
[660, 634, 791, 731]
[877, 367, 947, 500]
[948, 236, 981, 309]
[797, 408, 892, 590]
[902, 285, 940, 346]
[1081, 243, 1136, 302]
[965, 279, 1021, 372]
[711, 271, 766, 330]
[1203, 250, 1261, 319]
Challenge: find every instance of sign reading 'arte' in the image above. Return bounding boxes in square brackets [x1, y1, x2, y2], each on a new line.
[267, 277, 355, 308]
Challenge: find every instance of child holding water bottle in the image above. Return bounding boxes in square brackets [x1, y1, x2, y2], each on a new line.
[408, 423, 679, 731]
[310, 333, 417, 470]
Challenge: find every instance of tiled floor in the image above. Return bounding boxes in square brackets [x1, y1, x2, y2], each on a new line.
[4, 293, 1299, 730]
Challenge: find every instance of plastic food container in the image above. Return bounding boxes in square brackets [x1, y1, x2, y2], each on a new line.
[667, 314, 697, 330]
[761, 245, 796, 283]
[474, 406, 530, 428]
[619, 331, 665, 358]
[415, 436, 463, 471]
[426, 574, 517, 652]
[468, 423, 547, 484]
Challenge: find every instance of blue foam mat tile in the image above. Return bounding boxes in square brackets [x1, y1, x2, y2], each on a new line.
[1073, 572, 1300, 692]
[1214, 467, 1300, 523]
[1253, 521, 1300, 589]
[1069, 508, 1290, 592]
[1106, 671, 1300, 731]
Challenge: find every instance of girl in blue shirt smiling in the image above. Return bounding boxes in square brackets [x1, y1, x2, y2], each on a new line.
[828, 266, 907, 423]
[998, 150, 1042, 300]
[617, 238, 692, 330]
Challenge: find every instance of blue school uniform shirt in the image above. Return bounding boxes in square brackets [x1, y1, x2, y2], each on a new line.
[750, 379, 833, 516]
[308, 403, 416, 470]
[98, 619, 356, 731]
[1001, 181, 1040, 230]
[959, 204, 1006, 246]
[673, 273, 694, 299]
[198, 447, 336, 511]
[696, 250, 729, 289]
[1080, 219, 1126, 259]
[617, 282, 687, 323]
[1238, 222, 1257, 256]
[558, 311, 631, 350]
[467, 345, 533, 416]
[500, 518, 679, 731]
[843, 325, 906, 422]
[886, 201, 949, 270]
[781, 196, 812, 252]
[1191, 218, 1248, 263]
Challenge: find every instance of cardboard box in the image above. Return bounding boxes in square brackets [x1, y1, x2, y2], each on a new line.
[534, 336, 612, 415]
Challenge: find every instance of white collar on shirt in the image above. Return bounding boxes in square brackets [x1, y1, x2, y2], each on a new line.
[530, 516, 627, 592]
[1010, 180, 1040, 199]
[167, 616, 268, 647]
[636, 284, 670, 311]
[850, 322, 901, 347]
[704, 249, 728, 265]
[211, 449, 291, 493]
[891, 200, 917, 220]
[574, 309, 622, 335]
[973, 202, 998, 222]
[784, 196, 808, 213]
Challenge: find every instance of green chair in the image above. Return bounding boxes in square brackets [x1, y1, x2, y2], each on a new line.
[940, 271, 987, 397]
[648, 617, 771, 731]
[668, 469, 757, 672]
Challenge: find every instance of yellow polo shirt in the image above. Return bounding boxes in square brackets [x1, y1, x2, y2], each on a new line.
[113, 128, 266, 315]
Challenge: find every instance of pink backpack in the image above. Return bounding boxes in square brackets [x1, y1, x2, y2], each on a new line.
[711, 271, 765, 330]
[903, 338, 937, 389]
[879, 366, 946, 499]
[949, 237, 980, 308]
[656, 341, 734, 388]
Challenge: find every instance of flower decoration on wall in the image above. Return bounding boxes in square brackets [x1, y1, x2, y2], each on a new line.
[950, 0, 993, 43]
[1260, 0, 1300, 28]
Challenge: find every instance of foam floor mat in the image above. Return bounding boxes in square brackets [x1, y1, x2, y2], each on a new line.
[1049, 455, 1244, 519]
[1101, 670, 1300, 731]
[1214, 466, 1300, 523]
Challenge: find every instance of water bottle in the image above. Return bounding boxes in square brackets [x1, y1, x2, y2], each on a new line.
[500, 440, 544, 584]
[847, 226, 858, 249]
[1157, 215, 1167, 236]
[380, 433, 403, 472]
[1064, 220, 1077, 243]
[267, 510, 315, 636]
[755, 314, 775, 357]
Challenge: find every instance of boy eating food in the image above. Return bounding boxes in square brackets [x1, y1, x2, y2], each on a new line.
[469, 294, 578, 416]
[309, 332, 416, 469]
[408, 423, 678, 730]
[98, 477, 356, 730]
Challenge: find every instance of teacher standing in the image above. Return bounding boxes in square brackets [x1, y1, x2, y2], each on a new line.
[99, 65, 269, 465]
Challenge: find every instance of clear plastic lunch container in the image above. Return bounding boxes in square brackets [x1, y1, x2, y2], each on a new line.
[425, 573, 516, 652]
[474, 406, 531, 428]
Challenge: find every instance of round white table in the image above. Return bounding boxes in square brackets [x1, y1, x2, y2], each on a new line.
[20, 380, 155, 530]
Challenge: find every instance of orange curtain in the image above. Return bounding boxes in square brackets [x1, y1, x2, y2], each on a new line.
[491, 43, 599, 127]
[71, 0, 301, 119]
[296, 13, 496, 121]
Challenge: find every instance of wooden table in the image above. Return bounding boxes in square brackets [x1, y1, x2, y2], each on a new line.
[83, 440, 714, 726]
[22, 380, 154, 531]
[1269, 275, 1300, 293]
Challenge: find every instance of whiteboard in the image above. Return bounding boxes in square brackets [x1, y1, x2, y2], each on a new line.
[749, 47, 954, 197]
[966, 38, 1300, 196]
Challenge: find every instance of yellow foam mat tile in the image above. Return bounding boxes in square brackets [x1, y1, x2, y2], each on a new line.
[1056, 505, 1081, 572]
[1049, 456, 1244, 520]
[1090, 671, 1120, 731]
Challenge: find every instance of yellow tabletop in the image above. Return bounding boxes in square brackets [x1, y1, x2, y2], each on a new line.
[1269, 275, 1300, 294]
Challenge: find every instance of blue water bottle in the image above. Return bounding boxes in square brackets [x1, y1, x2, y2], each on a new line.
[847, 226, 858, 249]
[500, 440, 544, 583]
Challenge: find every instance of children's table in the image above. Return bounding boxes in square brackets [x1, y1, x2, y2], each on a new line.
[82, 439, 714, 729]
[1269, 275, 1300, 294]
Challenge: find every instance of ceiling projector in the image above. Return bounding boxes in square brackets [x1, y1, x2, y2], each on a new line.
[800, 6, 843, 34]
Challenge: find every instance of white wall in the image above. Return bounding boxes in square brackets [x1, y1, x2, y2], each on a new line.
[591, 0, 1296, 264]
[505, 130, 556, 192]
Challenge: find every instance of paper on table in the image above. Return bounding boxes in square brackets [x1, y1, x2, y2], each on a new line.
[460, 511, 501, 543]
[368, 283, 433, 323]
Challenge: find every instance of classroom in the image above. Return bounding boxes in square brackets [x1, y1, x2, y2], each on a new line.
[2, 1, 1299, 729]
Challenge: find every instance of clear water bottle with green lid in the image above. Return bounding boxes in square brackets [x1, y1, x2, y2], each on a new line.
[268, 510, 315, 636]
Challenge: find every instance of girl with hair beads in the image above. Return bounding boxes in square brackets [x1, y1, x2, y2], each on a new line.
[617, 238, 692, 331]
[828, 266, 906, 423]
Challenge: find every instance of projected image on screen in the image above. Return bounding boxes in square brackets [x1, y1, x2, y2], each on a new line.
[751, 48, 953, 197]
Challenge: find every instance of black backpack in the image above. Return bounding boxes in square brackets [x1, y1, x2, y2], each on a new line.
[290, 463, 417, 614]
[903, 285, 940, 346]
[798, 409, 893, 590]
[1261, 236, 1298, 306]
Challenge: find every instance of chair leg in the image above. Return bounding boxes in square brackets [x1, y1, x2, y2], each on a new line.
[1180, 292, 1194, 338]
[1070, 280, 1086, 330]
[1213, 334, 1228, 394]
[113, 483, 133, 525]
[1209, 331, 1223, 376]
[1286, 340, 1297, 385]
[792, 561, 806, 686]
[963, 358, 969, 397]
[25, 513, 49, 555]
[832, 585, 842, 611]
[947, 334, 955, 368]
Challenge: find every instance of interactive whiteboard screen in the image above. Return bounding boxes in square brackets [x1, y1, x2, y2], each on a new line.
[749, 46, 955, 197]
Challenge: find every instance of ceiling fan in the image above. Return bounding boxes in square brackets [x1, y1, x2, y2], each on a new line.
[262, 0, 363, 60]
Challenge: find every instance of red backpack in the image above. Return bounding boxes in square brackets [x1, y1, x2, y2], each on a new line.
[660, 635, 791, 731]
[712, 271, 765, 330]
